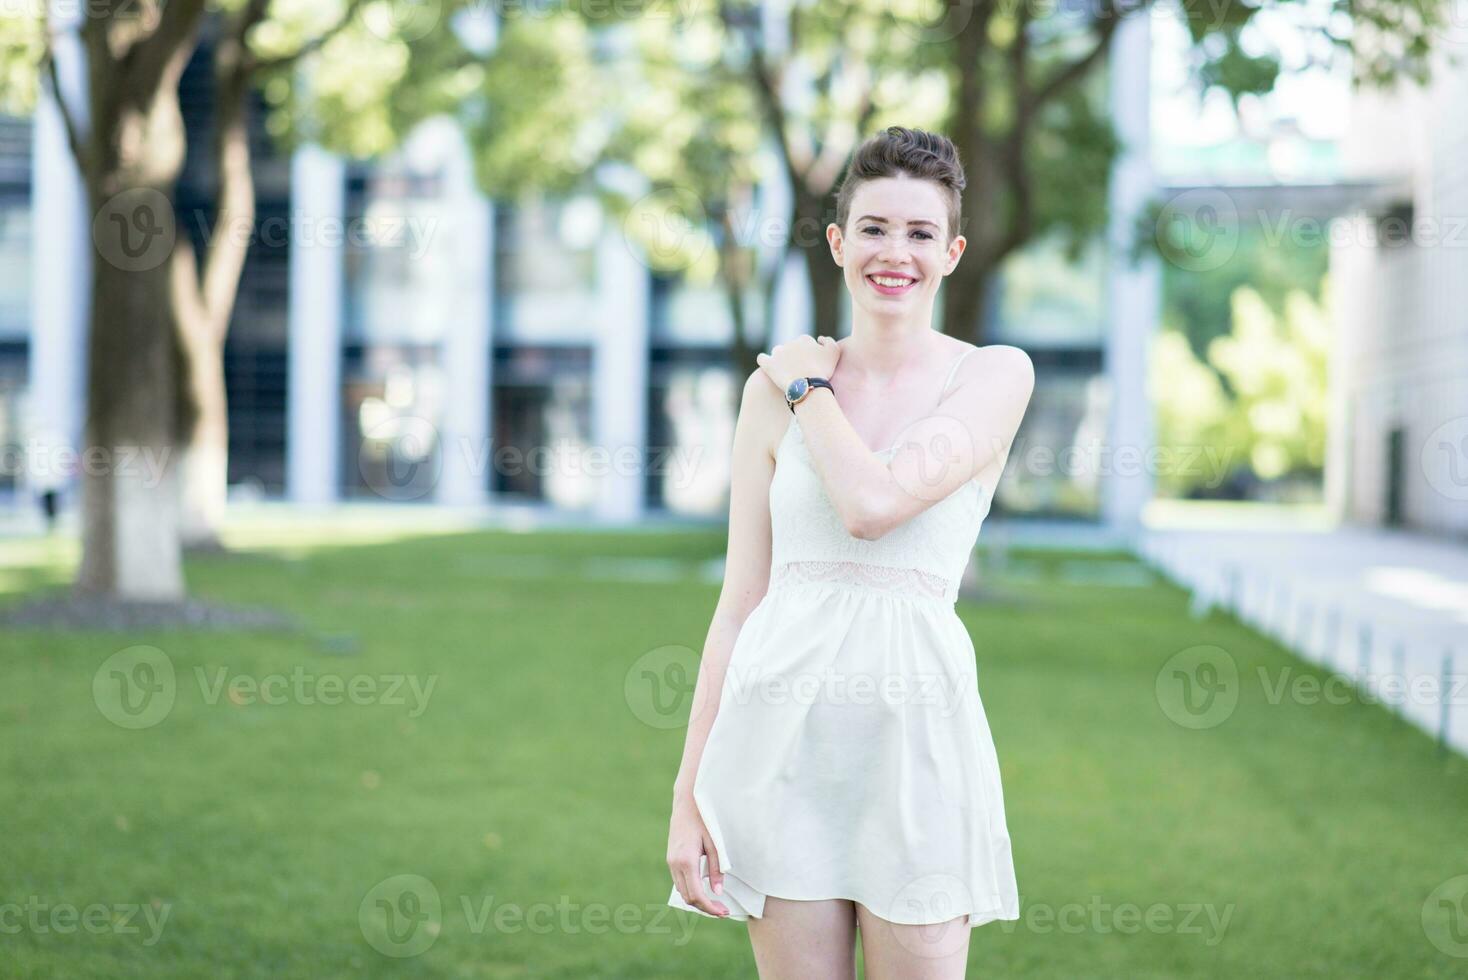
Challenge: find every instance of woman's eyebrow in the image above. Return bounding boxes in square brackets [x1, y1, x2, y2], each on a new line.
[854, 214, 940, 227]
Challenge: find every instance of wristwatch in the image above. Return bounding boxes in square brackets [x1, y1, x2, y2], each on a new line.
[785, 376, 835, 413]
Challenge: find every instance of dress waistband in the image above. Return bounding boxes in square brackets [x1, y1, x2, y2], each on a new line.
[768, 560, 959, 604]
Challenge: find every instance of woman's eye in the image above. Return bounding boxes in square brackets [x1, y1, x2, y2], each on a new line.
[861, 226, 881, 235]
[914, 231, 933, 240]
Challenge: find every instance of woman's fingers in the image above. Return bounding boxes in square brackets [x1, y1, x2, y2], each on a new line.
[704, 836, 725, 897]
[672, 855, 729, 917]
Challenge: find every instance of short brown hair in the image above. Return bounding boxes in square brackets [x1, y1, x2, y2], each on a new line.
[834, 126, 966, 243]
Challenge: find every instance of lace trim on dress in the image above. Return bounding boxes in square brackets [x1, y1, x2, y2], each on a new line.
[769, 559, 959, 603]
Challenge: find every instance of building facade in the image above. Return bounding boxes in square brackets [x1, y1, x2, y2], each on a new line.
[1327, 38, 1468, 538]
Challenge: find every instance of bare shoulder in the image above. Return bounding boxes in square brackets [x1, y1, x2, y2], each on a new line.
[740, 367, 794, 463]
[958, 343, 1035, 394]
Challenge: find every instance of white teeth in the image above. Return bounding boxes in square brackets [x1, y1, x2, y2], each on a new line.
[870, 275, 914, 287]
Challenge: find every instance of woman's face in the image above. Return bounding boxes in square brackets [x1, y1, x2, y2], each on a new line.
[828, 175, 965, 319]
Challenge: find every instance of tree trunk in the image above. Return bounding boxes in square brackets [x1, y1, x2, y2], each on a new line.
[71, 9, 205, 600]
[74, 186, 186, 599]
[177, 20, 256, 551]
[177, 311, 229, 551]
[942, 256, 994, 345]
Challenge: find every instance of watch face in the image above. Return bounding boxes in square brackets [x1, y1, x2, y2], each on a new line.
[785, 377, 809, 402]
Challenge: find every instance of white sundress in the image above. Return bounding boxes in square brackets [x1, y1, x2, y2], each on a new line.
[667, 346, 1021, 928]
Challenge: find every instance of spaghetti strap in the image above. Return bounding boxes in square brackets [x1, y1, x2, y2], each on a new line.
[939, 346, 977, 398]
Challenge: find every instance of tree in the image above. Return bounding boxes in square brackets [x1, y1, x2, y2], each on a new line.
[681, 0, 1452, 342]
[3, 0, 518, 599]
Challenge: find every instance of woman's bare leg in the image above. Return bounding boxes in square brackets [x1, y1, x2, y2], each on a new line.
[746, 896, 859, 980]
[855, 902, 971, 980]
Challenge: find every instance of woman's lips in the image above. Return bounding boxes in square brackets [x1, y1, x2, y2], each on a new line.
[866, 273, 918, 296]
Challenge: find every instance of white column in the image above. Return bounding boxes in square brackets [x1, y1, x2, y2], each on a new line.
[593, 214, 650, 524]
[1102, 11, 1159, 537]
[27, 2, 90, 505]
[435, 126, 491, 508]
[286, 145, 345, 504]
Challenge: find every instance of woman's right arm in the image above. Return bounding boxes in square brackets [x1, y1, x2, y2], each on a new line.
[666, 368, 785, 917]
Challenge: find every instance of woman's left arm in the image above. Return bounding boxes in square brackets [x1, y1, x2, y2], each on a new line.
[791, 345, 1035, 540]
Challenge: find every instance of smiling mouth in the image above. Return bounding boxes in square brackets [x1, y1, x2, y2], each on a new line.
[866, 273, 918, 295]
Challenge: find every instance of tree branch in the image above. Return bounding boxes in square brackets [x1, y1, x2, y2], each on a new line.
[124, 0, 208, 100]
[719, 0, 812, 196]
[248, 0, 368, 75]
[1026, 5, 1127, 114]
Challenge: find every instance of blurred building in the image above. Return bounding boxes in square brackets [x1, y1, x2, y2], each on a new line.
[11, 18, 1163, 533]
[1327, 48, 1468, 537]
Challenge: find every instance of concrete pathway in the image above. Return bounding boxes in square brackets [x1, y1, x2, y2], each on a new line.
[1137, 521, 1468, 756]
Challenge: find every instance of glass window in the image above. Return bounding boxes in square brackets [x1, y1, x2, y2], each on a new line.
[493, 194, 600, 343]
[0, 192, 30, 340]
[994, 359, 1106, 519]
[340, 342, 446, 502]
[490, 344, 594, 507]
[645, 348, 737, 516]
[343, 167, 465, 345]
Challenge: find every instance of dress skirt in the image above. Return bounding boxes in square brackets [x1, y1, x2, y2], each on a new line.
[666, 578, 1020, 927]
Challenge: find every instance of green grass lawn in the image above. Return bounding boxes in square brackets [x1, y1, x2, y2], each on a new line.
[2, 524, 1466, 979]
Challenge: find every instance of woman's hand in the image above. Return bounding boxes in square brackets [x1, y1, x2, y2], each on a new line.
[756, 335, 841, 394]
[667, 796, 730, 917]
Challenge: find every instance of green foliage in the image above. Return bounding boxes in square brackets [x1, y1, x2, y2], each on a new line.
[1152, 277, 1332, 496]
[0, 10, 43, 116]
[1162, 220, 1330, 360]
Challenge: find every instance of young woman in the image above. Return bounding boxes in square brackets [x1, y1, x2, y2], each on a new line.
[666, 126, 1035, 980]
